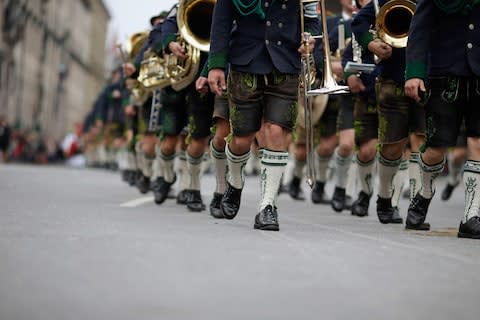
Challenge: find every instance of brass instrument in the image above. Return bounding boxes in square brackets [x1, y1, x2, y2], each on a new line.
[120, 32, 152, 106]
[138, 49, 170, 90]
[308, 0, 349, 95]
[373, 0, 416, 48]
[301, 0, 349, 188]
[166, 0, 216, 91]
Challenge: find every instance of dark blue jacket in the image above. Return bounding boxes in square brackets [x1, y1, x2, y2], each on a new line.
[406, 0, 480, 80]
[95, 83, 125, 125]
[208, 0, 320, 74]
[351, 0, 406, 84]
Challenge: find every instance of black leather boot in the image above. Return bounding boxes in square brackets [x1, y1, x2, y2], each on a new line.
[186, 190, 206, 212]
[458, 216, 480, 239]
[209, 192, 224, 219]
[221, 182, 243, 220]
[376, 196, 394, 224]
[254, 205, 279, 231]
[351, 191, 371, 217]
[153, 175, 176, 205]
[311, 181, 330, 204]
[405, 193, 431, 230]
[288, 176, 305, 200]
[331, 187, 346, 212]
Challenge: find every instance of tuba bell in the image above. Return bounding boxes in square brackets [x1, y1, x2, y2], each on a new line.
[374, 0, 416, 48]
[165, 0, 216, 91]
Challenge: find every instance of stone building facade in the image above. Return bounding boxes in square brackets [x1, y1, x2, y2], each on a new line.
[0, 0, 110, 141]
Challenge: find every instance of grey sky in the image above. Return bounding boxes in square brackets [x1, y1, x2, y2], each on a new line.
[104, 0, 177, 42]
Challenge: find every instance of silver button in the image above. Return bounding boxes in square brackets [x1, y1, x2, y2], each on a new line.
[278, 22, 283, 28]
[277, 41, 282, 46]
[282, 4, 287, 9]
[265, 2, 269, 7]
[265, 40, 270, 45]
[266, 21, 271, 26]
[469, 24, 474, 30]
[467, 42, 473, 49]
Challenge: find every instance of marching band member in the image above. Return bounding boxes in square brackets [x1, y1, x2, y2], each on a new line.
[159, 4, 215, 211]
[404, 0, 480, 237]
[352, 0, 424, 224]
[208, 0, 319, 231]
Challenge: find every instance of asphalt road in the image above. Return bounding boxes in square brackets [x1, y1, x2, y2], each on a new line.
[0, 164, 478, 320]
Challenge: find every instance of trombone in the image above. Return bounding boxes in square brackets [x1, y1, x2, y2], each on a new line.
[300, 0, 349, 188]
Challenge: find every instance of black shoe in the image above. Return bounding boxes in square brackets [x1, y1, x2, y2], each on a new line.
[391, 206, 404, 224]
[153, 175, 177, 205]
[331, 187, 346, 212]
[176, 189, 188, 205]
[311, 181, 330, 204]
[288, 176, 305, 201]
[136, 174, 151, 194]
[376, 196, 394, 224]
[254, 205, 279, 231]
[121, 170, 129, 182]
[458, 216, 480, 239]
[186, 190, 206, 212]
[221, 182, 243, 220]
[210, 192, 224, 219]
[127, 170, 137, 186]
[405, 193, 431, 230]
[351, 191, 371, 217]
[344, 195, 353, 210]
[441, 183, 457, 201]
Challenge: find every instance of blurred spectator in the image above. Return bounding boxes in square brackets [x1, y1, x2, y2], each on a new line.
[0, 116, 11, 162]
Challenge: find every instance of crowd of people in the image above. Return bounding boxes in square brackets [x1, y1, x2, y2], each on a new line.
[79, 0, 480, 238]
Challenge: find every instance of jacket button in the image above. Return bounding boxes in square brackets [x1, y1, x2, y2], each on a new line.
[469, 24, 474, 30]
[278, 22, 283, 28]
[467, 42, 473, 49]
[282, 4, 287, 9]
[266, 21, 271, 26]
[265, 2, 269, 7]
[265, 40, 270, 45]
[277, 41, 282, 46]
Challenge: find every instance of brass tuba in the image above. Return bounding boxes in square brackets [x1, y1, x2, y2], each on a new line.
[166, 0, 216, 91]
[123, 32, 151, 105]
[374, 0, 416, 48]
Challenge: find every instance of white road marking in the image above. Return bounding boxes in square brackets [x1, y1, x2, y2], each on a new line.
[120, 196, 154, 208]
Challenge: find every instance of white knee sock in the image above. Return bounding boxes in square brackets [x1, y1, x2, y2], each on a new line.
[463, 160, 480, 222]
[377, 153, 401, 199]
[448, 158, 464, 186]
[392, 159, 408, 207]
[418, 155, 445, 199]
[175, 151, 189, 191]
[186, 153, 202, 191]
[159, 150, 175, 183]
[293, 158, 306, 179]
[226, 145, 250, 189]
[210, 140, 227, 194]
[357, 155, 375, 196]
[315, 153, 331, 183]
[409, 152, 421, 201]
[259, 149, 289, 211]
[334, 147, 353, 189]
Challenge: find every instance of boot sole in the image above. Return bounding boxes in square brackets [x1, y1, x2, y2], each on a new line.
[254, 224, 280, 231]
[458, 232, 480, 239]
[405, 223, 431, 231]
